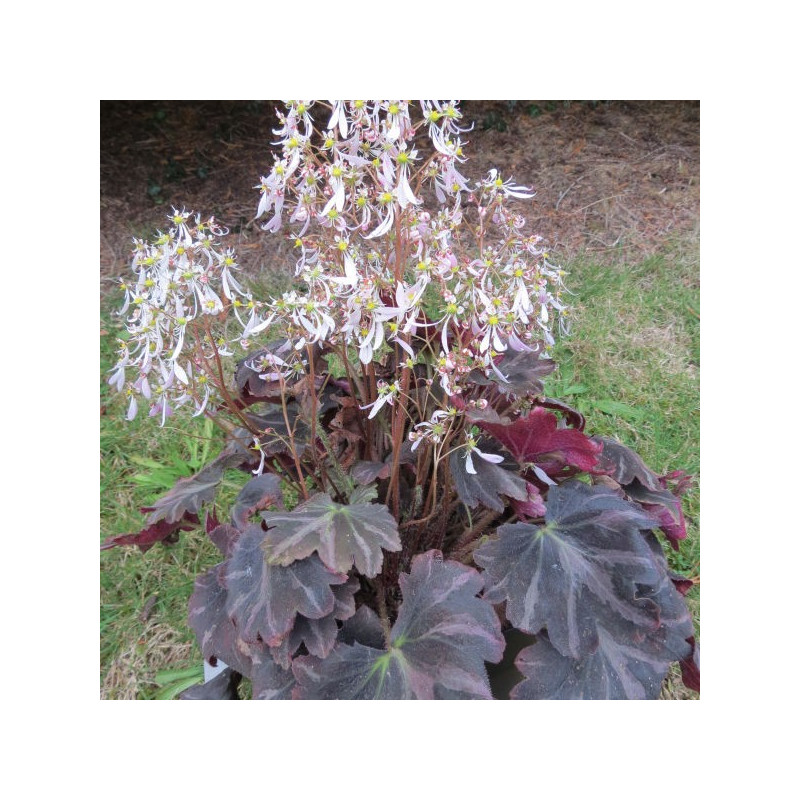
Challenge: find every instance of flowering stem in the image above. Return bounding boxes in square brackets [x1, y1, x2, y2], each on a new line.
[386, 360, 412, 519]
[278, 375, 310, 502]
[198, 318, 260, 437]
[450, 509, 503, 561]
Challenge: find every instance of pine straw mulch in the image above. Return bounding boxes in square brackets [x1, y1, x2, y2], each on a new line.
[100, 100, 699, 292]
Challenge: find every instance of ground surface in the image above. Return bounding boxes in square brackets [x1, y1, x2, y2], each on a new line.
[100, 100, 700, 699]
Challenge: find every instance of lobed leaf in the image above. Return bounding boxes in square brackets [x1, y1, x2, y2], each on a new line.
[244, 404, 310, 458]
[101, 445, 250, 551]
[225, 523, 349, 646]
[511, 613, 691, 700]
[101, 512, 200, 552]
[293, 551, 504, 699]
[625, 479, 688, 547]
[510, 560, 694, 699]
[339, 605, 386, 650]
[262, 493, 401, 577]
[467, 344, 555, 397]
[207, 522, 241, 559]
[250, 648, 297, 699]
[448, 448, 528, 512]
[590, 436, 661, 490]
[269, 578, 358, 668]
[476, 407, 601, 477]
[351, 460, 390, 485]
[474, 481, 662, 659]
[293, 642, 414, 699]
[143, 450, 247, 526]
[231, 473, 283, 530]
[187, 564, 254, 677]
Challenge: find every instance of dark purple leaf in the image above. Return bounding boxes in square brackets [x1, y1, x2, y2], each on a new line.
[348, 484, 378, 505]
[639, 531, 700, 692]
[102, 445, 248, 549]
[235, 347, 286, 405]
[510, 481, 546, 519]
[679, 636, 700, 692]
[671, 573, 696, 596]
[250, 649, 297, 699]
[225, 523, 348, 646]
[293, 551, 504, 699]
[101, 512, 200, 552]
[505, 524, 696, 699]
[467, 343, 555, 397]
[187, 564, 254, 677]
[262, 493, 401, 577]
[293, 642, 414, 699]
[245, 404, 309, 458]
[476, 407, 602, 477]
[448, 448, 528, 512]
[208, 523, 241, 559]
[590, 436, 661, 490]
[143, 451, 247, 526]
[231, 473, 283, 530]
[534, 396, 586, 431]
[474, 481, 662, 658]
[269, 579, 358, 668]
[390, 550, 505, 697]
[511, 611, 692, 700]
[339, 605, 386, 649]
[625, 479, 687, 548]
[351, 460, 390, 485]
[179, 668, 241, 700]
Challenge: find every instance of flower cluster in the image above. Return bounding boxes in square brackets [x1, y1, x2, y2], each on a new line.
[246, 101, 569, 386]
[108, 210, 249, 423]
[110, 102, 569, 452]
[244, 101, 570, 459]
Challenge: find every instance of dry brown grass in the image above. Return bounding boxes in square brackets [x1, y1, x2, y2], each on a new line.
[101, 622, 195, 700]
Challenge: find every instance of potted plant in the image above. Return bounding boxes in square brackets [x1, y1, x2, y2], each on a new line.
[103, 100, 699, 699]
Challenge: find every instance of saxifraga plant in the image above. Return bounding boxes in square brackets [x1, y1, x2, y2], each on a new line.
[103, 100, 699, 699]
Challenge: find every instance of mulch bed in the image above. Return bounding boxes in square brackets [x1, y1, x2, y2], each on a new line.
[100, 100, 699, 291]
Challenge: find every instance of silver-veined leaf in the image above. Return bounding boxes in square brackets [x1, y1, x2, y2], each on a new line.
[293, 551, 504, 699]
[262, 493, 401, 577]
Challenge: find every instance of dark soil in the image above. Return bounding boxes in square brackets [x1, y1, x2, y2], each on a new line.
[100, 100, 699, 290]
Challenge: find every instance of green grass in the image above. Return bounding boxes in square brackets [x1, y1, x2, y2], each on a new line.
[545, 236, 700, 644]
[99, 235, 700, 698]
[100, 316, 250, 699]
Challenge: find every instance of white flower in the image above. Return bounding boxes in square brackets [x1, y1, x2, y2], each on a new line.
[360, 380, 400, 419]
[463, 432, 504, 475]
